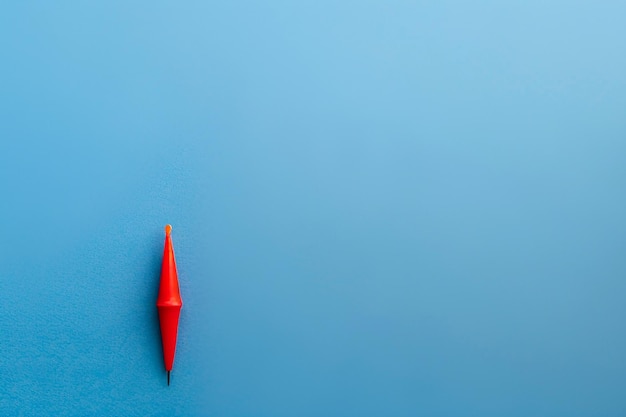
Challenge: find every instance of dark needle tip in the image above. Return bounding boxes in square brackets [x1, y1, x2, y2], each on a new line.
[167, 371, 171, 386]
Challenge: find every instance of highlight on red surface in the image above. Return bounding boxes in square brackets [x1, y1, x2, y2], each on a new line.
[156, 224, 183, 385]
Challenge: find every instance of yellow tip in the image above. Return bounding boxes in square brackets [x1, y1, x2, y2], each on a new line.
[165, 224, 172, 236]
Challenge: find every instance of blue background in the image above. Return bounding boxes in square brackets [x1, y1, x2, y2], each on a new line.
[1, 1, 625, 416]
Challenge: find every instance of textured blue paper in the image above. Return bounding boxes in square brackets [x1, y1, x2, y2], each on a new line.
[1, 1, 626, 416]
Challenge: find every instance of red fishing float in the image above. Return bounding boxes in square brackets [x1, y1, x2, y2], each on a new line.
[157, 224, 183, 385]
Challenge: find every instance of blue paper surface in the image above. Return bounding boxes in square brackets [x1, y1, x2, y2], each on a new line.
[1, 1, 626, 416]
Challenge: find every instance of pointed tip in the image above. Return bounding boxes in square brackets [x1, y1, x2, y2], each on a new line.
[167, 370, 171, 386]
[165, 224, 172, 236]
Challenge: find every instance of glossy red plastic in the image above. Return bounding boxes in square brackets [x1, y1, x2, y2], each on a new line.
[157, 225, 183, 384]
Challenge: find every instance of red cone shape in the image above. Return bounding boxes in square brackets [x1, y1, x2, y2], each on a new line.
[157, 225, 183, 373]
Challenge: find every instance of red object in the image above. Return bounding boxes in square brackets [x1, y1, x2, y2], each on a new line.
[157, 224, 183, 386]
